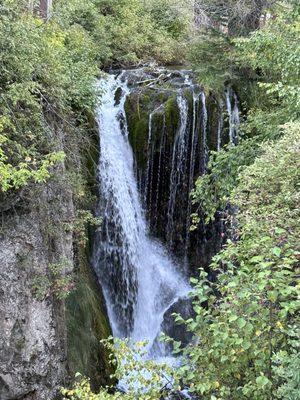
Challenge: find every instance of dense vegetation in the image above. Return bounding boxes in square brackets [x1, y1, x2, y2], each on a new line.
[1, 0, 299, 399]
[0, 0, 190, 195]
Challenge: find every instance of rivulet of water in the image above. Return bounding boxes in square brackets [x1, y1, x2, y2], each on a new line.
[225, 87, 240, 145]
[166, 94, 189, 249]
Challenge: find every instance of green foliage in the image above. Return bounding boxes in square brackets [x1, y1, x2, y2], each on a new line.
[235, 3, 300, 120]
[0, 147, 65, 192]
[273, 325, 300, 400]
[104, 338, 174, 398]
[191, 138, 261, 223]
[62, 339, 174, 400]
[72, 210, 102, 247]
[104, 0, 190, 66]
[31, 275, 51, 301]
[49, 257, 74, 300]
[184, 4, 300, 398]
[192, 2, 300, 221]
[56, 0, 191, 67]
[0, 0, 191, 194]
[177, 123, 300, 399]
[32, 257, 74, 301]
[188, 0, 271, 90]
[189, 32, 236, 91]
[0, 0, 99, 193]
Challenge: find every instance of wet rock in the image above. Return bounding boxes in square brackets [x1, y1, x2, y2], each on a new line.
[162, 297, 195, 348]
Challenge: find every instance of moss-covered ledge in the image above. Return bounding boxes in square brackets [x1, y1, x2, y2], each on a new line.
[66, 252, 112, 390]
[124, 87, 180, 171]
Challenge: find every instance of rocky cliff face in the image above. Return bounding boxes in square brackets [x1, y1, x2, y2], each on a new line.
[0, 121, 111, 399]
[122, 68, 229, 274]
[0, 176, 73, 400]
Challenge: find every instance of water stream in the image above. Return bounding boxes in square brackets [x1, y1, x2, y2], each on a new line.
[93, 74, 190, 356]
[166, 94, 189, 249]
[225, 87, 240, 145]
[93, 71, 240, 362]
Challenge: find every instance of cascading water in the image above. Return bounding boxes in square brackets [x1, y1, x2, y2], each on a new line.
[153, 114, 166, 232]
[184, 88, 200, 265]
[217, 101, 224, 151]
[144, 112, 153, 207]
[93, 68, 239, 363]
[200, 91, 208, 174]
[166, 94, 189, 249]
[225, 87, 240, 145]
[93, 73, 190, 356]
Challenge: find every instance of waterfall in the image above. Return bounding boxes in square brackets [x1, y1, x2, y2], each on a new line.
[217, 101, 224, 151]
[166, 94, 189, 248]
[225, 88, 240, 145]
[200, 91, 208, 174]
[144, 113, 153, 207]
[184, 89, 200, 265]
[93, 74, 190, 355]
[153, 114, 166, 232]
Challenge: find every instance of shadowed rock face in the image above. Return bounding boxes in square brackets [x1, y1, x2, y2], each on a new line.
[161, 297, 195, 349]
[121, 67, 229, 275]
[0, 121, 112, 399]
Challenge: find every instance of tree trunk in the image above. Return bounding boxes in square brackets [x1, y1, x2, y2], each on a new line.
[39, 0, 52, 20]
[28, 0, 34, 12]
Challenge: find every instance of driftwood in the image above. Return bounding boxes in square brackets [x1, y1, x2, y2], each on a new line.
[136, 73, 172, 87]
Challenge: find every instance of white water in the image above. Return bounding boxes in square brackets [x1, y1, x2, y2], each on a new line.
[184, 89, 200, 265]
[166, 94, 189, 248]
[225, 88, 240, 145]
[217, 100, 224, 151]
[200, 91, 208, 173]
[94, 74, 190, 355]
[144, 112, 153, 207]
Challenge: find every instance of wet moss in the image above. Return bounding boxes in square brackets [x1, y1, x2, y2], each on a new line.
[66, 253, 113, 391]
[124, 87, 185, 172]
[164, 95, 180, 140]
[66, 118, 113, 391]
[151, 112, 164, 143]
[125, 91, 153, 169]
[183, 88, 193, 111]
[206, 94, 219, 151]
[126, 114, 149, 167]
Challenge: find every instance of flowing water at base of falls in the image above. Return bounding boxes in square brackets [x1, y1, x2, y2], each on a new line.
[93, 73, 191, 357]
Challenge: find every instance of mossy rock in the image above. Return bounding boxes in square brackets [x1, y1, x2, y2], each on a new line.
[206, 94, 219, 151]
[125, 90, 155, 168]
[164, 95, 180, 140]
[66, 252, 113, 391]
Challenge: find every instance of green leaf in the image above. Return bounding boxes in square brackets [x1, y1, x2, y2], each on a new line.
[256, 375, 270, 388]
[237, 318, 247, 329]
[272, 247, 282, 257]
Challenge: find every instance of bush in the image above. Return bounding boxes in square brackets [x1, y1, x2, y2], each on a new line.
[177, 123, 300, 399]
